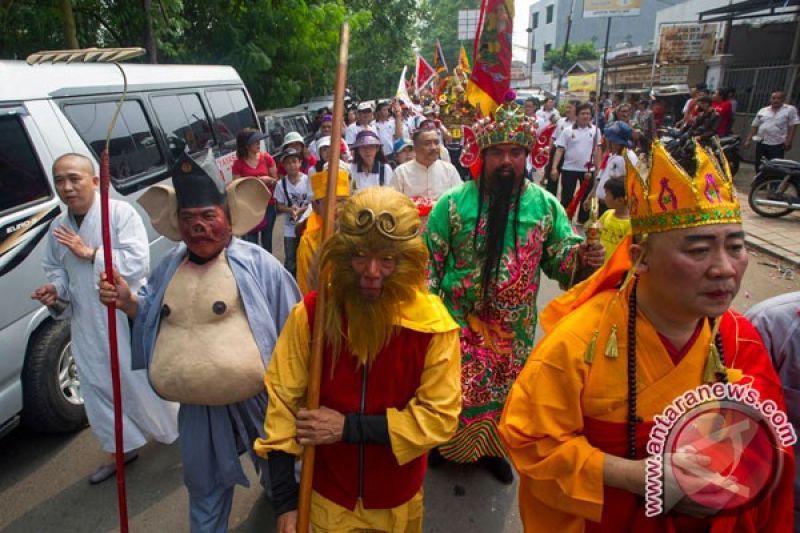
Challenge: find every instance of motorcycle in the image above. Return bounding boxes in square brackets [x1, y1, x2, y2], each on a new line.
[748, 157, 800, 218]
[658, 128, 741, 176]
[718, 134, 741, 176]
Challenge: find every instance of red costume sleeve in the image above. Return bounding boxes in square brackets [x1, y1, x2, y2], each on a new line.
[716, 311, 796, 532]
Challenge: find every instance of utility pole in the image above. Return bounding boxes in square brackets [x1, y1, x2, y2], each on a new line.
[555, 0, 577, 105]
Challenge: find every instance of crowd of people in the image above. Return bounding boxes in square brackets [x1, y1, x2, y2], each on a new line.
[29, 79, 799, 533]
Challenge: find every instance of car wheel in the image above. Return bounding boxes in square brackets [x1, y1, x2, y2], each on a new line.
[21, 320, 87, 433]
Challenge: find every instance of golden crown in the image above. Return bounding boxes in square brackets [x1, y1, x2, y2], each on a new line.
[626, 140, 741, 235]
[472, 102, 537, 152]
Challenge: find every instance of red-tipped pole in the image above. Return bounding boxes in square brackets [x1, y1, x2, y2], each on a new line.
[100, 150, 129, 533]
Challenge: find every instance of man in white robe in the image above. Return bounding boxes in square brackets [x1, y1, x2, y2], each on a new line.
[32, 153, 178, 484]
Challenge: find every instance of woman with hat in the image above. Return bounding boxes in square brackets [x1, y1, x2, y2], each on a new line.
[351, 129, 394, 192]
[232, 127, 278, 250]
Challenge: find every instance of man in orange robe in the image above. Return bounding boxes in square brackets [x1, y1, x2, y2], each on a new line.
[499, 140, 795, 532]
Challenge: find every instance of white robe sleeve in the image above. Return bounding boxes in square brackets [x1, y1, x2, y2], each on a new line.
[42, 222, 72, 320]
[93, 202, 150, 294]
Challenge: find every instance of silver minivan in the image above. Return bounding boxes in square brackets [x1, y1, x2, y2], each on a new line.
[0, 61, 260, 437]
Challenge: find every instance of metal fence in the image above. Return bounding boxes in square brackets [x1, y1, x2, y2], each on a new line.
[723, 62, 800, 113]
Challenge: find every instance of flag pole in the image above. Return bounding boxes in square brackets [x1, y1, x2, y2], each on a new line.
[296, 23, 350, 533]
[27, 46, 146, 533]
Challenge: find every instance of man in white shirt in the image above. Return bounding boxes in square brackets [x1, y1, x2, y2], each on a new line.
[550, 103, 602, 220]
[373, 100, 398, 156]
[394, 120, 462, 203]
[344, 101, 377, 146]
[539, 101, 577, 195]
[745, 91, 800, 171]
[535, 97, 561, 133]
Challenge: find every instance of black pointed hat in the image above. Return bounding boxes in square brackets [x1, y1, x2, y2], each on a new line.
[171, 152, 225, 209]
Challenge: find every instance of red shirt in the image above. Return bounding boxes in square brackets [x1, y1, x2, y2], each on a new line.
[712, 100, 733, 136]
[232, 152, 276, 204]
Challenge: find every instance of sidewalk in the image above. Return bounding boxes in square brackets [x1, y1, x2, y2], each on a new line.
[735, 163, 800, 267]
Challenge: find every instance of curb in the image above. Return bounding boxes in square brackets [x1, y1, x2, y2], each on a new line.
[744, 233, 800, 268]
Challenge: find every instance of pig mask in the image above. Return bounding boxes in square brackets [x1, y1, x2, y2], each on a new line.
[138, 152, 270, 258]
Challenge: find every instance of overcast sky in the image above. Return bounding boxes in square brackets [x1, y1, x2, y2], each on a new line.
[512, 0, 536, 62]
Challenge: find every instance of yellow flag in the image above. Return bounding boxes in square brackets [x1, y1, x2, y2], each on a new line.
[459, 45, 471, 74]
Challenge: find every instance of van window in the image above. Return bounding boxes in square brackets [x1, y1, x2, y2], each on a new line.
[151, 93, 214, 156]
[206, 89, 257, 150]
[0, 114, 51, 214]
[62, 100, 164, 186]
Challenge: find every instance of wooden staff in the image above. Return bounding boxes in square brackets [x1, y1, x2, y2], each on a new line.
[296, 23, 350, 533]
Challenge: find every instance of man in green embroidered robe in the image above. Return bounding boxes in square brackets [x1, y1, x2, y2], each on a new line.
[424, 102, 605, 482]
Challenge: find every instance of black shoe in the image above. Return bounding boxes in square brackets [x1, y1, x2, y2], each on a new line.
[481, 456, 513, 485]
[428, 448, 445, 469]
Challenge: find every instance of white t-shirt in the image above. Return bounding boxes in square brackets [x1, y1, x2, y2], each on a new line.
[552, 117, 574, 143]
[351, 163, 394, 192]
[274, 173, 312, 238]
[374, 119, 396, 155]
[555, 124, 601, 172]
[344, 123, 377, 146]
[597, 150, 638, 201]
[536, 108, 561, 132]
[752, 104, 800, 146]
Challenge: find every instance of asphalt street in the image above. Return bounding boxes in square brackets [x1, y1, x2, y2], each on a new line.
[0, 244, 796, 532]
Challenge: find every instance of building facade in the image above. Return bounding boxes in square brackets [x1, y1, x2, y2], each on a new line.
[527, 0, 683, 87]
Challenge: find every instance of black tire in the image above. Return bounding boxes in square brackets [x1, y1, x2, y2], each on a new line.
[21, 320, 87, 433]
[748, 177, 797, 218]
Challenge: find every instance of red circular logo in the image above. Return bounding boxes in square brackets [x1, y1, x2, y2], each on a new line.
[665, 401, 783, 512]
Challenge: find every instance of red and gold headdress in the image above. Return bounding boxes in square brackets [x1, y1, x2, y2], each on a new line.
[460, 101, 537, 171]
[627, 140, 741, 235]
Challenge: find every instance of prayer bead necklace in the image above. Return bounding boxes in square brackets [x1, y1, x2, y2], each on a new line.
[625, 276, 728, 459]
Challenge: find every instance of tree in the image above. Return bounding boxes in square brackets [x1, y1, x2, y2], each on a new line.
[60, 0, 79, 49]
[0, 0, 417, 109]
[141, 0, 156, 63]
[543, 42, 599, 73]
[417, 0, 480, 74]
[347, 0, 419, 100]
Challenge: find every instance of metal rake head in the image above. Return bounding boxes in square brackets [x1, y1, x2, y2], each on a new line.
[26, 47, 145, 65]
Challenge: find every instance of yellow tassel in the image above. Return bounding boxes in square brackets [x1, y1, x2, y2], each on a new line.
[605, 325, 619, 358]
[584, 330, 599, 364]
[703, 341, 726, 383]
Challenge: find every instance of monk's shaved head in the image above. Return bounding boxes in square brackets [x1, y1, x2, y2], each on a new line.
[53, 153, 96, 177]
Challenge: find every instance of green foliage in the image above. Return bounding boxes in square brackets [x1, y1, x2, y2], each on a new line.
[417, 0, 480, 73]
[348, 0, 418, 101]
[543, 42, 599, 73]
[0, 0, 418, 110]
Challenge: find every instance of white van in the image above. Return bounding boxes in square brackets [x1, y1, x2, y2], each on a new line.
[0, 61, 260, 437]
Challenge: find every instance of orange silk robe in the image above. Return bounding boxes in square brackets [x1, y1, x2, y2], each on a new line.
[499, 244, 795, 533]
[295, 212, 322, 295]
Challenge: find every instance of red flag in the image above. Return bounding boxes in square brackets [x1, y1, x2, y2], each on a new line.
[466, 0, 514, 115]
[434, 40, 448, 75]
[530, 123, 556, 170]
[415, 54, 436, 94]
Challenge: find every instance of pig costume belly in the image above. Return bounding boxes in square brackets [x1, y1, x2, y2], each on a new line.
[149, 253, 264, 405]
